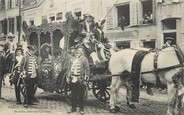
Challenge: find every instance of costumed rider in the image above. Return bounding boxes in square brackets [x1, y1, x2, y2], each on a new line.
[92, 19, 108, 44]
[67, 45, 90, 114]
[24, 45, 38, 107]
[162, 37, 174, 49]
[90, 19, 110, 64]
[13, 46, 26, 104]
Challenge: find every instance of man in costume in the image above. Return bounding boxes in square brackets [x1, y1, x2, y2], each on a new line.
[67, 46, 90, 114]
[24, 45, 38, 107]
[13, 46, 26, 104]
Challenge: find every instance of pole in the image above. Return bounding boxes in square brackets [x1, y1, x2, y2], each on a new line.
[18, 0, 21, 45]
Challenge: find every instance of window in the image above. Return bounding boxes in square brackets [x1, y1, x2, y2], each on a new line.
[49, 15, 55, 22]
[142, 0, 153, 24]
[115, 41, 130, 49]
[42, 15, 48, 24]
[30, 20, 34, 25]
[56, 12, 62, 20]
[7, 0, 12, 9]
[0, 0, 5, 10]
[74, 8, 81, 20]
[29, 18, 34, 25]
[42, 15, 47, 21]
[162, 18, 176, 30]
[74, 11, 81, 20]
[16, 16, 21, 32]
[9, 18, 14, 34]
[117, 4, 130, 28]
[143, 41, 155, 49]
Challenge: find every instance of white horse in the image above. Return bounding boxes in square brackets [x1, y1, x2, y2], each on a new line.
[109, 46, 184, 114]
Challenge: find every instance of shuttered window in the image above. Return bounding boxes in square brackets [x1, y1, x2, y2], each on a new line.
[0, 0, 4, 10]
[117, 4, 130, 27]
[9, 18, 14, 34]
[106, 6, 114, 29]
[141, 0, 154, 24]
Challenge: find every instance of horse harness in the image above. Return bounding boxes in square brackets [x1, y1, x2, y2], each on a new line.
[142, 45, 184, 87]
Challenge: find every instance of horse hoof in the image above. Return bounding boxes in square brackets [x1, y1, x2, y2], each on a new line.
[115, 106, 120, 112]
[109, 108, 117, 113]
[129, 104, 136, 109]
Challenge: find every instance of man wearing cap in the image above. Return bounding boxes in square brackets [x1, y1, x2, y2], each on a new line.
[162, 37, 174, 49]
[0, 44, 5, 99]
[24, 45, 38, 107]
[67, 46, 90, 114]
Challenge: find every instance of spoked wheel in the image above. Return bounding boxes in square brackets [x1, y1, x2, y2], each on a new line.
[92, 80, 110, 102]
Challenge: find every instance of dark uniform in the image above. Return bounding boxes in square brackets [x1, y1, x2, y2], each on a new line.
[0, 45, 5, 99]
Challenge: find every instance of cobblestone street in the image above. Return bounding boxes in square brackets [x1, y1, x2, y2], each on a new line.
[0, 78, 168, 115]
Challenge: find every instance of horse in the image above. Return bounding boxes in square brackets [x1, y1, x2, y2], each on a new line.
[109, 46, 184, 114]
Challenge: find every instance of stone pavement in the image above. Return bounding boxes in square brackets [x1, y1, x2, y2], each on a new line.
[0, 77, 168, 115]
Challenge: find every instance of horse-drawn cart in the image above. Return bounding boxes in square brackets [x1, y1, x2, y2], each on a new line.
[24, 12, 111, 102]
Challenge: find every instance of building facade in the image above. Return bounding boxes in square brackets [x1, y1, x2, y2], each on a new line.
[103, 0, 184, 49]
[0, 0, 184, 49]
[0, 0, 20, 44]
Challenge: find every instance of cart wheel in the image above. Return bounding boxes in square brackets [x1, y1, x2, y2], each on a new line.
[92, 80, 110, 102]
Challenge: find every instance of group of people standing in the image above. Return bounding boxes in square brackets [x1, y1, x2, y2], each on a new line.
[0, 13, 110, 114]
[0, 40, 39, 107]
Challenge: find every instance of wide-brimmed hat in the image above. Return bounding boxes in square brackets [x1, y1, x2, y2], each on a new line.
[27, 45, 37, 51]
[166, 37, 174, 41]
